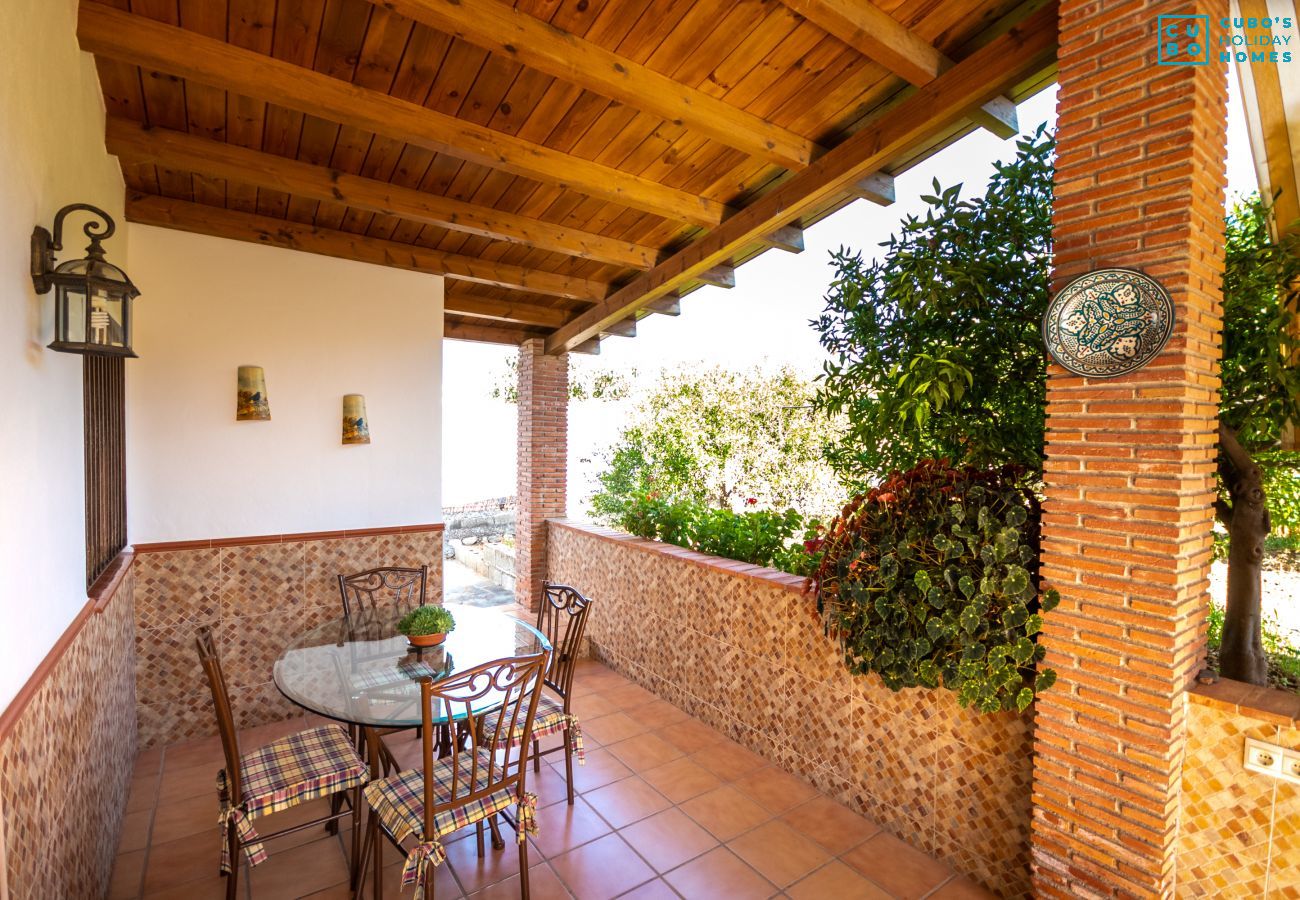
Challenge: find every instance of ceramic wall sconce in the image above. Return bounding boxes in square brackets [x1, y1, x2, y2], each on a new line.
[342, 393, 370, 444]
[236, 366, 270, 420]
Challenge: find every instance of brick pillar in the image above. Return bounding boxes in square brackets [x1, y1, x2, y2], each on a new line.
[515, 338, 568, 611]
[1032, 2, 1229, 896]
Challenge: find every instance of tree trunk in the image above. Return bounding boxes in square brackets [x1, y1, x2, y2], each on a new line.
[1217, 422, 1270, 685]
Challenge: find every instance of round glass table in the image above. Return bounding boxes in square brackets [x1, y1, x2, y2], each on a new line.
[272, 603, 551, 731]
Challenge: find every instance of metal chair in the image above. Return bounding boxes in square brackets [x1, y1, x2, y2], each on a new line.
[338, 564, 428, 619]
[195, 626, 368, 899]
[359, 652, 549, 899]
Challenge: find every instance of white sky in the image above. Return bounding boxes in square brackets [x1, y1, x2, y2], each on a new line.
[442, 77, 1261, 511]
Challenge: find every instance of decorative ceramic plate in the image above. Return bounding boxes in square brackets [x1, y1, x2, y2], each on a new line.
[1042, 268, 1174, 378]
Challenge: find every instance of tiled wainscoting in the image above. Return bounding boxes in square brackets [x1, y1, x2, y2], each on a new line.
[133, 525, 444, 748]
[1176, 683, 1300, 896]
[0, 554, 139, 899]
[547, 520, 1034, 898]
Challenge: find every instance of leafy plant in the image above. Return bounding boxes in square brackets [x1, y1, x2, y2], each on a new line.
[809, 460, 1058, 714]
[396, 605, 457, 637]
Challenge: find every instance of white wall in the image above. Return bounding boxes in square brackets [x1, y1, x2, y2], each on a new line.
[127, 226, 443, 542]
[0, 0, 127, 712]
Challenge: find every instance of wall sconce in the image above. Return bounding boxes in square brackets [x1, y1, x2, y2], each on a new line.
[342, 394, 370, 445]
[237, 366, 271, 421]
[31, 204, 139, 357]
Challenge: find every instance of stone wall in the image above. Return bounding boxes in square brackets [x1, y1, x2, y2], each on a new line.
[0, 554, 138, 899]
[547, 520, 1034, 897]
[133, 525, 444, 748]
[1176, 682, 1299, 896]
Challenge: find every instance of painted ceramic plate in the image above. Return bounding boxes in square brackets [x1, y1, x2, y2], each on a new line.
[1043, 268, 1174, 378]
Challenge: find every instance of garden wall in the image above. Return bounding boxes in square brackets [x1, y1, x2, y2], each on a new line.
[1176, 682, 1300, 896]
[547, 520, 1034, 897]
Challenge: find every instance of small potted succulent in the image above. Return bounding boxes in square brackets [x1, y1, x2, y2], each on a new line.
[397, 605, 457, 647]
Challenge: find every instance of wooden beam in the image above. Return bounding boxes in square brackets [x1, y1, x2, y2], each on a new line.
[644, 297, 681, 316]
[126, 194, 608, 301]
[763, 226, 805, 254]
[443, 293, 569, 328]
[572, 338, 601, 355]
[444, 318, 537, 345]
[697, 265, 736, 288]
[546, 4, 1057, 353]
[601, 319, 637, 338]
[106, 119, 659, 270]
[784, 0, 1020, 138]
[849, 173, 896, 205]
[78, 2, 729, 228]
[369, 0, 822, 171]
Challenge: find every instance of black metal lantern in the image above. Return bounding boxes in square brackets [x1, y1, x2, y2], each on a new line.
[31, 203, 139, 357]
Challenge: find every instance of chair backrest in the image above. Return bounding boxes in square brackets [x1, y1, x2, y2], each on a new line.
[535, 582, 592, 707]
[418, 652, 548, 840]
[338, 565, 428, 619]
[195, 625, 243, 802]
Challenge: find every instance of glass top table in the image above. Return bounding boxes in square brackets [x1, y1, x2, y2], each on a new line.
[272, 603, 551, 729]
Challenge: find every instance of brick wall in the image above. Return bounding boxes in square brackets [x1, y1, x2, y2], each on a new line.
[515, 339, 568, 610]
[1033, 1, 1230, 895]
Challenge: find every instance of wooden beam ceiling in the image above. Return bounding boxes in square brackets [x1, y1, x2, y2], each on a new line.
[444, 317, 543, 345]
[443, 294, 569, 328]
[105, 118, 659, 270]
[783, 0, 1020, 138]
[78, 2, 731, 228]
[370, 0, 824, 171]
[126, 194, 608, 301]
[546, 2, 1057, 353]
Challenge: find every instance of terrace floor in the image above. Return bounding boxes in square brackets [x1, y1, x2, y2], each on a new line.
[108, 660, 994, 900]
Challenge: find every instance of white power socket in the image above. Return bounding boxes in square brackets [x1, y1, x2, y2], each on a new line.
[1243, 738, 1300, 785]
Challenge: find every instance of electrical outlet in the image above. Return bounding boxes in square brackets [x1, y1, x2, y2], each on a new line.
[1244, 739, 1300, 785]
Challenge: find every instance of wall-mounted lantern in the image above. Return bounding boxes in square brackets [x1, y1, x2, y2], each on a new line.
[31, 203, 139, 357]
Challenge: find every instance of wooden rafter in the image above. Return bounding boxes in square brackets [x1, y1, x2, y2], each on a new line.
[77, 2, 730, 228]
[546, 3, 1057, 353]
[106, 119, 660, 270]
[369, 0, 824, 171]
[444, 317, 542, 345]
[783, 0, 1020, 138]
[443, 294, 569, 328]
[126, 194, 608, 301]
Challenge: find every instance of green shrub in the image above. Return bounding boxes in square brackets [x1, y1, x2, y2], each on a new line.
[397, 605, 457, 637]
[808, 460, 1058, 713]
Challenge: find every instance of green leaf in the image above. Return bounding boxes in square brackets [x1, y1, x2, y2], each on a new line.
[958, 574, 976, 599]
[1024, 613, 1043, 636]
[1041, 588, 1061, 612]
[1035, 669, 1057, 693]
[1002, 566, 1029, 597]
[960, 604, 982, 634]
[914, 570, 932, 593]
[1015, 687, 1034, 712]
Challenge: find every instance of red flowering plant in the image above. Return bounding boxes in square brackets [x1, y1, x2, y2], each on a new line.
[807, 459, 1058, 713]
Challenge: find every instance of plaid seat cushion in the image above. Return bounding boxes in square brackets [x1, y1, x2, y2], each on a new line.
[483, 694, 585, 765]
[365, 750, 538, 897]
[349, 658, 446, 692]
[217, 724, 368, 873]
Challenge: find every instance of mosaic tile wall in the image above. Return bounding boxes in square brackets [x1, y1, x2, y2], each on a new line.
[1176, 689, 1300, 897]
[0, 565, 138, 899]
[548, 521, 1034, 898]
[134, 527, 444, 748]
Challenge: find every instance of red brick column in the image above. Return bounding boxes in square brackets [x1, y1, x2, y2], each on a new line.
[515, 338, 568, 611]
[1032, 2, 1229, 896]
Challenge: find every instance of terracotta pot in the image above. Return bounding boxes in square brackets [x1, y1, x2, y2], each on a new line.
[407, 632, 447, 647]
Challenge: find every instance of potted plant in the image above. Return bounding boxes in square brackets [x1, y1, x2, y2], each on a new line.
[397, 605, 457, 647]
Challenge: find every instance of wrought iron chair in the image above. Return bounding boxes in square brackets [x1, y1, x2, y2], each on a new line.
[484, 582, 592, 804]
[338, 564, 428, 619]
[195, 626, 368, 899]
[359, 652, 549, 900]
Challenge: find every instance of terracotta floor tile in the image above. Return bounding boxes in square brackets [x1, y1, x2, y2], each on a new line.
[157, 763, 218, 805]
[466, 862, 571, 899]
[601, 683, 660, 711]
[152, 790, 222, 842]
[530, 796, 613, 859]
[639, 757, 723, 804]
[727, 820, 830, 888]
[160, 735, 225, 774]
[117, 808, 153, 854]
[108, 849, 145, 900]
[126, 772, 160, 814]
[605, 734, 685, 772]
[529, 754, 579, 807]
[785, 861, 893, 900]
[658, 720, 727, 756]
[663, 846, 777, 900]
[442, 827, 529, 894]
[778, 796, 880, 856]
[242, 837, 350, 898]
[927, 874, 1000, 898]
[842, 832, 953, 900]
[616, 879, 680, 900]
[634, 700, 691, 730]
[678, 785, 773, 842]
[134, 746, 164, 778]
[582, 712, 651, 746]
[583, 776, 672, 829]
[142, 830, 225, 895]
[619, 808, 719, 873]
[733, 767, 818, 814]
[571, 693, 622, 719]
[690, 740, 770, 781]
[262, 798, 357, 852]
[562, 749, 633, 793]
[550, 833, 656, 899]
[143, 871, 236, 900]
[345, 858, 462, 899]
